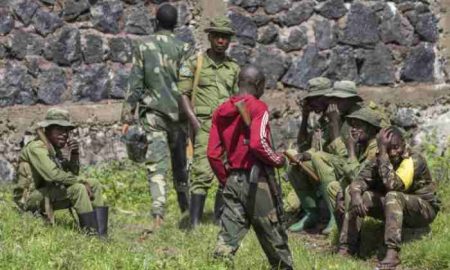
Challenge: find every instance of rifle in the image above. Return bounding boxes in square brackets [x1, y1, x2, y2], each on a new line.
[186, 53, 204, 172]
[283, 150, 320, 182]
[235, 100, 287, 227]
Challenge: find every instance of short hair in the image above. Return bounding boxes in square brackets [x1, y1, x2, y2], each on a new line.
[156, 4, 178, 30]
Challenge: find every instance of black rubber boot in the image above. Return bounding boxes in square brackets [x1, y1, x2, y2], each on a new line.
[94, 206, 109, 237]
[214, 187, 224, 224]
[78, 211, 98, 235]
[177, 192, 190, 213]
[189, 194, 206, 229]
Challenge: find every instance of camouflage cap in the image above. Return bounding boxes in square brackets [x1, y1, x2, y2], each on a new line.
[304, 77, 332, 99]
[204, 16, 235, 35]
[37, 108, 75, 129]
[326, 80, 362, 100]
[346, 107, 382, 129]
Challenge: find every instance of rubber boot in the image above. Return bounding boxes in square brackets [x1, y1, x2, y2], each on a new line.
[214, 187, 225, 224]
[189, 193, 206, 229]
[320, 182, 336, 235]
[289, 191, 319, 232]
[78, 211, 98, 235]
[94, 206, 109, 238]
[177, 191, 190, 213]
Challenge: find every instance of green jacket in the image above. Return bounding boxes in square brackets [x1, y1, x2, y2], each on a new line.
[13, 139, 79, 208]
[122, 30, 191, 122]
[177, 51, 240, 117]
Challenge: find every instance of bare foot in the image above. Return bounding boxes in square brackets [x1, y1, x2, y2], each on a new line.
[376, 249, 401, 270]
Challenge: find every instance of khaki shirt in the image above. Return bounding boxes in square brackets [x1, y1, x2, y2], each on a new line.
[177, 51, 240, 117]
[13, 139, 79, 207]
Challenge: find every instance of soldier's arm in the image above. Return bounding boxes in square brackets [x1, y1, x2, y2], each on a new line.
[121, 43, 145, 124]
[207, 112, 227, 185]
[231, 64, 240, 95]
[27, 144, 78, 186]
[349, 160, 377, 196]
[377, 153, 409, 191]
[178, 57, 201, 131]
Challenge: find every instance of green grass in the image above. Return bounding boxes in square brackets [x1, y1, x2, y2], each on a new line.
[0, 139, 449, 270]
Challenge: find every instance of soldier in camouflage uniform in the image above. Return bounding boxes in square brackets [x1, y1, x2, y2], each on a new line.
[13, 108, 107, 236]
[288, 80, 363, 234]
[121, 4, 191, 231]
[178, 16, 240, 228]
[208, 66, 293, 269]
[338, 127, 440, 270]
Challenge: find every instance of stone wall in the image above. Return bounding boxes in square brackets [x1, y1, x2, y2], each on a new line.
[0, 0, 196, 106]
[227, 0, 447, 89]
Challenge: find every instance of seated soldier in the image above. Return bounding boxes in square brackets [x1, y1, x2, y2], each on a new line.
[288, 80, 363, 235]
[338, 127, 440, 270]
[13, 108, 108, 236]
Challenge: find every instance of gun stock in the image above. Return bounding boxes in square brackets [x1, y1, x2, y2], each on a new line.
[283, 151, 320, 182]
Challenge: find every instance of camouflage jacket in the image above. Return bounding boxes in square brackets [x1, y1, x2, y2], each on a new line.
[349, 150, 440, 210]
[122, 30, 191, 123]
[13, 139, 79, 208]
[177, 51, 240, 118]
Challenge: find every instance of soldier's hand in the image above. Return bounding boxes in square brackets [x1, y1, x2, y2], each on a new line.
[350, 193, 367, 217]
[67, 139, 80, 155]
[295, 152, 311, 162]
[326, 103, 340, 122]
[84, 182, 94, 201]
[376, 128, 393, 154]
[276, 155, 287, 168]
[191, 118, 201, 135]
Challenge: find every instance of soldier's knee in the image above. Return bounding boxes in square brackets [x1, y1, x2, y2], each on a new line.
[385, 191, 405, 207]
[88, 180, 101, 190]
[362, 191, 372, 205]
[69, 183, 88, 197]
[310, 151, 326, 164]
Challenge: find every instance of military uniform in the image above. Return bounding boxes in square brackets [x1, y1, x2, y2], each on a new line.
[288, 80, 362, 234]
[208, 94, 293, 269]
[122, 30, 192, 218]
[177, 17, 240, 227]
[178, 47, 240, 196]
[339, 149, 440, 252]
[13, 108, 107, 235]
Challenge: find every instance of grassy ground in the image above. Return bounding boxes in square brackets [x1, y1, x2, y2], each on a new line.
[0, 139, 449, 270]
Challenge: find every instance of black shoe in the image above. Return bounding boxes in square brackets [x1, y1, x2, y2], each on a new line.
[177, 192, 190, 213]
[214, 187, 224, 224]
[189, 194, 206, 228]
[94, 206, 109, 237]
[78, 211, 98, 235]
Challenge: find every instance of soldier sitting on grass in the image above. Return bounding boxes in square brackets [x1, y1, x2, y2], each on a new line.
[13, 108, 108, 236]
[338, 126, 440, 270]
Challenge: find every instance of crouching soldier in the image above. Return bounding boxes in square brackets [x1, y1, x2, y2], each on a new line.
[208, 66, 293, 269]
[338, 127, 440, 270]
[13, 108, 108, 236]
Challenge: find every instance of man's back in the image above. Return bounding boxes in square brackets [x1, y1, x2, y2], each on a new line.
[127, 31, 191, 121]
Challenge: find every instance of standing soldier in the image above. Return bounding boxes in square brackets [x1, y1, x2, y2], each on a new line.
[178, 16, 240, 228]
[13, 108, 108, 236]
[208, 66, 293, 269]
[121, 4, 191, 232]
[338, 127, 440, 270]
[288, 80, 363, 234]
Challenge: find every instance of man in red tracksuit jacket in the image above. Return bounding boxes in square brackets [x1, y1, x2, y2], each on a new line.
[207, 66, 293, 269]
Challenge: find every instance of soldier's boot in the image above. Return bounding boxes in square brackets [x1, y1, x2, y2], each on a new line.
[288, 191, 318, 232]
[320, 182, 336, 235]
[177, 191, 190, 213]
[189, 194, 206, 229]
[214, 187, 225, 224]
[94, 206, 109, 238]
[78, 211, 98, 235]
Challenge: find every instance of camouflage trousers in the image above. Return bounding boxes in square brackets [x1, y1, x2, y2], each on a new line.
[24, 179, 104, 214]
[142, 111, 189, 218]
[214, 171, 293, 269]
[339, 190, 437, 250]
[190, 116, 215, 195]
